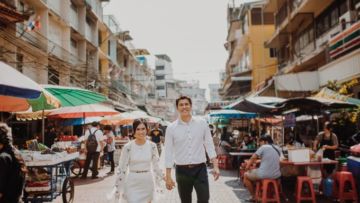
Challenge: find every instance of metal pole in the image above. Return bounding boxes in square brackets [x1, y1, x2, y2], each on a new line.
[42, 109, 45, 143]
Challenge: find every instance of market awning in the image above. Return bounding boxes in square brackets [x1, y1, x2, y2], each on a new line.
[314, 87, 360, 106]
[276, 97, 357, 115]
[225, 96, 284, 114]
[209, 109, 256, 119]
[274, 71, 320, 91]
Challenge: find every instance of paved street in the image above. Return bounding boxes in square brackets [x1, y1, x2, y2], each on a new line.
[55, 166, 250, 203]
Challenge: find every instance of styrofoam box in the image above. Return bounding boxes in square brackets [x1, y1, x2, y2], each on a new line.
[288, 148, 310, 163]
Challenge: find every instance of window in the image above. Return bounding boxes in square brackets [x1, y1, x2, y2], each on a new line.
[108, 40, 111, 55]
[156, 85, 165, 90]
[297, 25, 314, 50]
[16, 53, 23, 72]
[269, 48, 277, 58]
[19, 1, 25, 12]
[339, 1, 348, 16]
[70, 3, 77, 13]
[124, 57, 128, 67]
[48, 66, 59, 85]
[156, 75, 165, 80]
[70, 38, 77, 48]
[330, 8, 339, 27]
[156, 66, 165, 70]
[86, 17, 93, 26]
[251, 8, 262, 25]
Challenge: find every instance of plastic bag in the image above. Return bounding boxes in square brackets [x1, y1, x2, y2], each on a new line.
[315, 149, 323, 161]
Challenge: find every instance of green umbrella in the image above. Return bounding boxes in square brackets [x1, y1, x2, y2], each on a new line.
[41, 85, 107, 106]
[27, 91, 61, 112]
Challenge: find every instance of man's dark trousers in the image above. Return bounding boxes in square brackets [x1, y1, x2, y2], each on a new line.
[108, 150, 115, 172]
[82, 151, 100, 178]
[176, 163, 209, 203]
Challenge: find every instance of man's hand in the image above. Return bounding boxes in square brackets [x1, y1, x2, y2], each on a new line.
[165, 176, 175, 190]
[212, 166, 220, 181]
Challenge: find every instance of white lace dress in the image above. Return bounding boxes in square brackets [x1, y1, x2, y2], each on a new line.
[115, 140, 164, 203]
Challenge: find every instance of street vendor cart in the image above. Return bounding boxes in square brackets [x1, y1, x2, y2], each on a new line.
[22, 151, 79, 203]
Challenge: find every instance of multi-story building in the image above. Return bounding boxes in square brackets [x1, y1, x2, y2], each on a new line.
[265, 0, 360, 98]
[208, 83, 221, 102]
[219, 1, 277, 100]
[102, 15, 136, 109]
[155, 54, 174, 98]
[0, 0, 111, 92]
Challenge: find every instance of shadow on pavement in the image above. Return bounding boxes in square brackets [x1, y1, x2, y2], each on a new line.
[72, 176, 106, 186]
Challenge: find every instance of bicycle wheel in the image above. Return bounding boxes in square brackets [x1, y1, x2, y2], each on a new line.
[62, 177, 74, 203]
[70, 160, 82, 178]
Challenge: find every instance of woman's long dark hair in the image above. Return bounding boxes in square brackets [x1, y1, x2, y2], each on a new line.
[0, 124, 27, 174]
[132, 119, 148, 134]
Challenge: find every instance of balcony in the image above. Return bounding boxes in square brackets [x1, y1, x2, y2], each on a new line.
[85, 22, 97, 45]
[85, 0, 102, 20]
[275, 2, 288, 29]
[47, 0, 64, 17]
[69, 7, 79, 31]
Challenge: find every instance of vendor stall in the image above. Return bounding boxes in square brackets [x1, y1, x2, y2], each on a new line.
[21, 149, 79, 203]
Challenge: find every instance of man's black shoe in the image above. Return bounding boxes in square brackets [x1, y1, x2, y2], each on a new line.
[91, 176, 99, 179]
[107, 171, 114, 175]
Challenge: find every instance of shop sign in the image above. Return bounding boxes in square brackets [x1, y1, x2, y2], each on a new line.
[284, 113, 296, 128]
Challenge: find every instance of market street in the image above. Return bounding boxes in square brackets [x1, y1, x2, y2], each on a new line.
[54, 166, 250, 203]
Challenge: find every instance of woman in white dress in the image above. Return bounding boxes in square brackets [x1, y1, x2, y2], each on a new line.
[115, 119, 164, 203]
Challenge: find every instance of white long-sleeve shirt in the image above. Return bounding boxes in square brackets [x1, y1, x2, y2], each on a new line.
[164, 116, 217, 168]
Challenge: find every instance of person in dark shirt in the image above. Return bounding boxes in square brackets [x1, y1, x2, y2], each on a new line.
[0, 123, 27, 203]
[149, 123, 164, 154]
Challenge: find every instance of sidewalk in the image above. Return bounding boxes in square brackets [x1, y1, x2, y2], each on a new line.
[54, 166, 250, 203]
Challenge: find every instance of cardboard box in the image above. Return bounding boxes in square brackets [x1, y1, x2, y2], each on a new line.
[288, 148, 310, 163]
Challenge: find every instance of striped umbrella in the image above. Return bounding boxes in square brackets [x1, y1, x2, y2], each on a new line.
[0, 62, 60, 112]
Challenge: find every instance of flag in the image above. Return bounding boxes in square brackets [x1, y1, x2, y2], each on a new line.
[26, 15, 41, 31]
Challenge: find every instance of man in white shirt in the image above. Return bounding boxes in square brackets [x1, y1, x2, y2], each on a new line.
[81, 122, 104, 179]
[164, 96, 220, 203]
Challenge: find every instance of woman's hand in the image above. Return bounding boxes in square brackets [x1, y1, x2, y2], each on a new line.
[165, 176, 175, 190]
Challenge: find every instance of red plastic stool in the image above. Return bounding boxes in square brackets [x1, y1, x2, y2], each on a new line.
[218, 155, 232, 170]
[334, 172, 358, 203]
[295, 176, 316, 203]
[255, 179, 280, 203]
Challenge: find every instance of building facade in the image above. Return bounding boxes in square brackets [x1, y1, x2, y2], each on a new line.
[155, 54, 174, 98]
[208, 83, 221, 102]
[220, 1, 277, 100]
[265, 0, 360, 98]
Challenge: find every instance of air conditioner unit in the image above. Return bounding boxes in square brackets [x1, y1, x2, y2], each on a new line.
[339, 11, 357, 24]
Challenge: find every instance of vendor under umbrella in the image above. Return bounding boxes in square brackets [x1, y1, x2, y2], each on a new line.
[313, 121, 338, 176]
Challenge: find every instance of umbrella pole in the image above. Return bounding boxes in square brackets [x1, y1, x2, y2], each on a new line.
[83, 112, 85, 135]
[41, 109, 45, 143]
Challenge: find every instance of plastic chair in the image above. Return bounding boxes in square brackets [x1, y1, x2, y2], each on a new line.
[295, 176, 316, 203]
[255, 179, 281, 203]
[334, 171, 358, 203]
